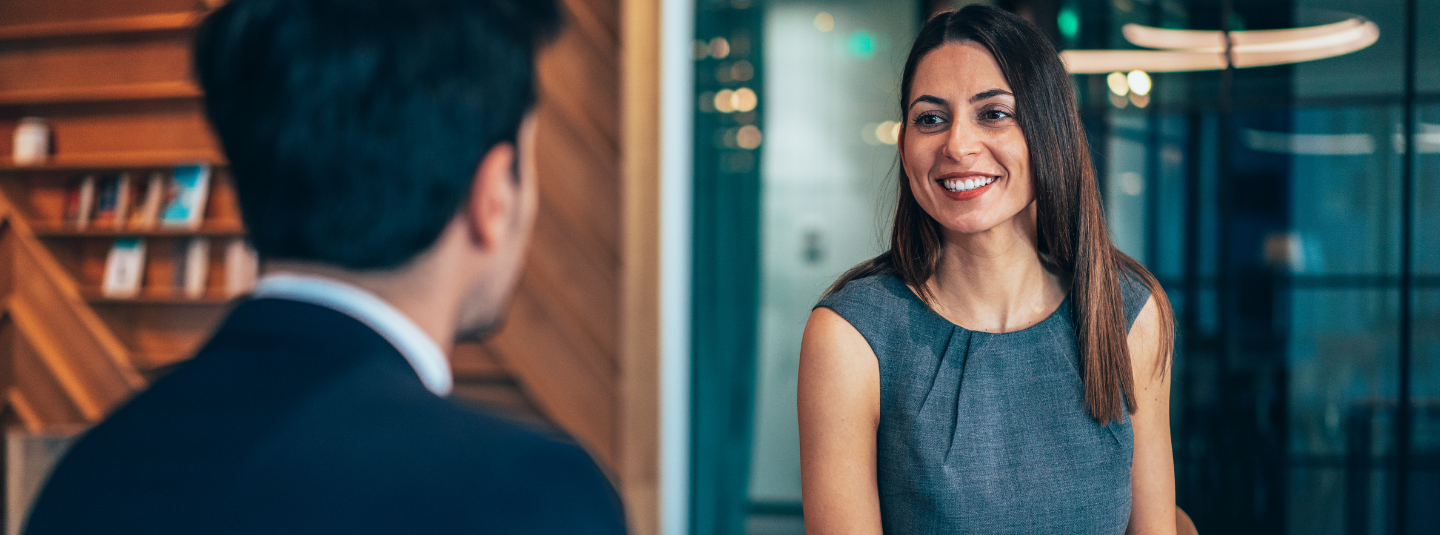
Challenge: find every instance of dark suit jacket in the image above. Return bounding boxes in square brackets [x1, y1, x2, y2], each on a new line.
[24, 298, 627, 534]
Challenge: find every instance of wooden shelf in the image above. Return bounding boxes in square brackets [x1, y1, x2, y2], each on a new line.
[0, 12, 201, 42]
[0, 151, 227, 172]
[0, 81, 202, 107]
[82, 289, 237, 305]
[31, 222, 246, 238]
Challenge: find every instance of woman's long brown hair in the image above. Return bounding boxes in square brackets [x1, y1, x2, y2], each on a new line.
[826, 5, 1174, 425]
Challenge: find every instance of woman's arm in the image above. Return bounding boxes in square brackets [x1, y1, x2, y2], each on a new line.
[798, 307, 884, 535]
[1126, 296, 1177, 535]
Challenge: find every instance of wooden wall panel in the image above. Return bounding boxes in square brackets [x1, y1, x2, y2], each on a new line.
[16, 103, 220, 157]
[8, 335, 88, 430]
[0, 37, 193, 92]
[0, 0, 200, 26]
[479, 0, 630, 471]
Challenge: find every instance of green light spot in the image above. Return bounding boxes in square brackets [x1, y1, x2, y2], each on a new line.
[848, 30, 876, 59]
[1057, 8, 1079, 40]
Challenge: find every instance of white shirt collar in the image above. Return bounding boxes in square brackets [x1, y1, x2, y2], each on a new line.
[252, 273, 453, 397]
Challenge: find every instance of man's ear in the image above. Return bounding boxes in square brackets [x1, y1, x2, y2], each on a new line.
[466, 141, 519, 251]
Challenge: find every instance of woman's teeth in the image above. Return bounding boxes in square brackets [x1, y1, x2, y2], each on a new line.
[941, 176, 997, 192]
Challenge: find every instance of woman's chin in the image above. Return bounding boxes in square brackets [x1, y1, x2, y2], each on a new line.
[936, 217, 1000, 237]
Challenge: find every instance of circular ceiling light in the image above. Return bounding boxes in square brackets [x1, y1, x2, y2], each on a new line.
[1060, 16, 1378, 74]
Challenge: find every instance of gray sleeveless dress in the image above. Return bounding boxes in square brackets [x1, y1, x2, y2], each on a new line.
[816, 272, 1150, 534]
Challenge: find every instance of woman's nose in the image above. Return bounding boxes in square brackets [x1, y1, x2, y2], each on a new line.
[941, 121, 985, 163]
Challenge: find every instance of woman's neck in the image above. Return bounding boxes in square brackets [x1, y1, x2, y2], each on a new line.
[923, 203, 1067, 333]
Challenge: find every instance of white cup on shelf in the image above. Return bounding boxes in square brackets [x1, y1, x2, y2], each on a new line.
[12, 117, 52, 166]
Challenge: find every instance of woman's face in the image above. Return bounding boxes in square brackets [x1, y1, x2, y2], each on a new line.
[902, 41, 1032, 237]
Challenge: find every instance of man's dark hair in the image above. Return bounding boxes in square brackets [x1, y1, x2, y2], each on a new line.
[194, 0, 560, 269]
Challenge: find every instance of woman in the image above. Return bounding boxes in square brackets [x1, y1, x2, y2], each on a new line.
[797, 5, 1176, 534]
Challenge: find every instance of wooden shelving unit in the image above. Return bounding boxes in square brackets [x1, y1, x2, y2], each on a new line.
[0, 81, 202, 107]
[0, 11, 200, 42]
[31, 223, 246, 238]
[0, 152, 227, 173]
[82, 290, 236, 306]
[0, 5, 244, 441]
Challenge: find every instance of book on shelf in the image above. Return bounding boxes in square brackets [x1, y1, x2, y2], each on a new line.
[63, 175, 96, 229]
[158, 164, 211, 230]
[128, 172, 167, 230]
[102, 238, 147, 299]
[90, 173, 132, 229]
[223, 238, 258, 298]
[172, 237, 210, 298]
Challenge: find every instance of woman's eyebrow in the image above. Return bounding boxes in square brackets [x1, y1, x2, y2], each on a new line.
[908, 94, 947, 110]
[970, 89, 1013, 103]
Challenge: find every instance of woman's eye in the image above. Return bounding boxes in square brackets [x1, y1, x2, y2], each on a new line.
[981, 109, 1012, 121]
[913, 113, 945, 126]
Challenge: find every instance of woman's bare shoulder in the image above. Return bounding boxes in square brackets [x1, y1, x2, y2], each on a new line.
[802, 308, 880, 394]
[803, 307, 875, 362]
[1126, 295, 1168, 382]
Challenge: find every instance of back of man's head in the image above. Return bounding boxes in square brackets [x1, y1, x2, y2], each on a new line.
[194, 0, 560, 270]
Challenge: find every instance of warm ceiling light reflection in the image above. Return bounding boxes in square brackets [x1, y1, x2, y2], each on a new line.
[731, 60, 754, 82]
[1127, 70, 1151, 95]
[1107, 72, 1129, 96]
[714, 89, 736, 113]
[737, 125, 763, 149]
[875, 121, 901, 145]
[814, 12, 835, 32]
[712, 88, 757, 114]
[709, 37, 731, 59]
[1061, 16, 1378, 74]
[734, 87, 758, 112]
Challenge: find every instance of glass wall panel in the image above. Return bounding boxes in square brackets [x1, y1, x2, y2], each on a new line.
[1415, 104, 1440, 275]
[1408, 0, 1439, 529]
[1278, 106, 1404, 276]
[747, 1, 916, 531]
[1291, 0, 1407, 100]
[1416, 0, 1440, 95]
[1412, 290, 1439, 451]
[1410, 289, 1439, 533]
[1080, 0, 1424, 532]
[1287, 290, 1400, 460]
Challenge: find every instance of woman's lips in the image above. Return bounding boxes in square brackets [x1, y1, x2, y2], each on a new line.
[936, 174, 998, 200]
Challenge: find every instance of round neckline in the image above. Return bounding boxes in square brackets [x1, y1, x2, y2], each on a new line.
[885, 274, 1070, 336]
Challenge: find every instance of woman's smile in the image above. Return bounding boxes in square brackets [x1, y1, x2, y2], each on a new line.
[936, 171, 1000, 200]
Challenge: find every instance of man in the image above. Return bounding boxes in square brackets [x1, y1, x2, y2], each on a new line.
[24, 0, 627, 533]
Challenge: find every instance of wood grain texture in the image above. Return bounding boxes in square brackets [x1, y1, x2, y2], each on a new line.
[0, 1, 199, 29]
[0, 81, 201, 107]
[0, 12, 200, 42]
[0, 37, 194, 92]
[0, 206, 145, 429]
[481, 0, 631, 472]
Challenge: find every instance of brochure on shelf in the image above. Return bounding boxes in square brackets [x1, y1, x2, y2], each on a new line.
[102, 238, 147, 298]
[63, 175, 96, 229]
[173, 237, 210, 299]
[91, 173, 131, 229]
[158, 164, 210, 230]
[129, 171, 167, 230]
